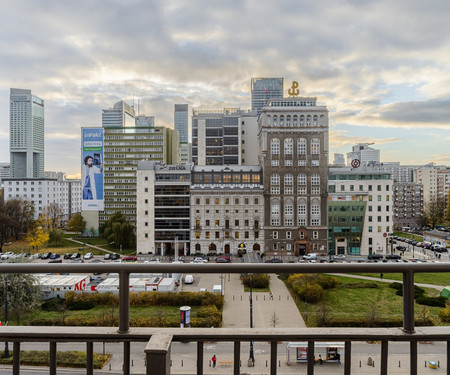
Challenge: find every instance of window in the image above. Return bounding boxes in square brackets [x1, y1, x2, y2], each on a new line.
[271, 174, 280, 185]
[235, 220, 239, 226]
[311, 138, 320, 154]
[311, 204, 320, 215]
[368, 206, 372, 212]
[205, 232, 210, 239]
[273, 231, 278, 239]
[377, 195, 382, 202]
[313, 231, 319, 239]
[369, 185, 372, 191]
[271, 203, 280, 215]
[377, 226, 382, 233]
[206, 198, 210, 204]
[311, 160, 319, 166]
[255, 231, 259, 239]
[235, 232, 240, 239]
[298, 160, 306, 166]
[286, 231, 292, 239]
[298, 173, 306, 185]
[285, 204, 293, 216]
[297, 138, 306, 154]
[311, 219, 320, 226]
[377, 185, 382, 191]
[195, 231, 200, 239]
[284, 138, 293, 155]
[368, 226, 372, 232]
[215, 198, 220, 204]
[235, 198, 239, 204]
[298, 187, 307, 195]
[215, 220, 220, 227]
[271, 187, 280, 194]
[195, 220, 200, 229]
[215, 232, 220, 239]
[285, 218, 293, 226]
[377, 206, 382, 212]
[368, 216, 372, 222]
[386, 195, 390, 201]
[377, 216, 382, 222]
[271, 219, 280, 226]
[311, 174, 320, 186]
[298, 218, 307, 226]
[245, 231, 249, 239]
[284, 160, 293, 166]
[245, 198, 249, 205]
[271, 138, 280, 155]
[369, 196, 373, 202]
[271, 160, 279, 166]
[286, 243, 292, 251]
[298, 204, 307, 215]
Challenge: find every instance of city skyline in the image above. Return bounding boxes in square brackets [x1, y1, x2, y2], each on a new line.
[1, 1, 450, 177]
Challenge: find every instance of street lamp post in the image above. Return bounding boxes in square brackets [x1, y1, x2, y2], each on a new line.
[248, 274, 255, 366]
[3, 274, 9, 358]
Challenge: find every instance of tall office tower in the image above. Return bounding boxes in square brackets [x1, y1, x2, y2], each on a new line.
[347, 143, 380, 166]
[174, 104, 190, 163]
[192, 108, 257, 166]
[0, 163, 10, 184]
[9, 88, 45, 178]
[102, 100, 135, 127]
[136, 115, 155, 127]
[258, 96, 329, 256]
[101, 121, 178, 226]
[251, 77, 284, 115]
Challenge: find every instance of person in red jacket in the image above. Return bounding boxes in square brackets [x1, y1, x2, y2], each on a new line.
[212, 355, 217, 368]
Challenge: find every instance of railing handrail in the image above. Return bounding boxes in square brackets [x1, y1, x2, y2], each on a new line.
[1, 262, 449, 274]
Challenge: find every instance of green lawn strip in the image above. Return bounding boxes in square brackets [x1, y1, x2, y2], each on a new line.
[393, 232, 424, 241]
[351, 273, 450, 287]
[0, 350, 110, 369]
[290, 275, 443, 326]
[19, 305, 199, 325]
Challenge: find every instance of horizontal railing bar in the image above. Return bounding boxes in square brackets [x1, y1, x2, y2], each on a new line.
[2, 326, 450, 342]
[1, 262, 450, 274]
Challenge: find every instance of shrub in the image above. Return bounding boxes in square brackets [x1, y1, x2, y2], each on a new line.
[41, 298, 64, 311]
[293, 283, 324, 303]
[242, 274, 270, 289]
[389, 282, 403, 290]
[342, 282, 379, 289]
[67, 300, 95, 311]
[317, 276, 338, 290]
[416, 296, 447, 308]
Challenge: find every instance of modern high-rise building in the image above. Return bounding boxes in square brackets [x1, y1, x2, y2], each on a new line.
[102, 100, 135, 127]
[0, 163, 10, 184]
[258, 96, 329, 256]
[136, 115, 155, 127]
[251, 77, 284, 115]
[347, 143, 380, 167]
[174, 104, 190, 164]
[9, 88, 45, 179]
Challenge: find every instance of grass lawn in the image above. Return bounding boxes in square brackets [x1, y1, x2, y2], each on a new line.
[18, 305, 199, 326]
[244, 286, 270, 292]
[291, 275, 443, 327]
[393, 231, 424, 241]
[352, 273, 450, 287]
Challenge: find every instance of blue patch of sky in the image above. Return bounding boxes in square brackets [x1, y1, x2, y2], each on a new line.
[379, 83, 427, 105]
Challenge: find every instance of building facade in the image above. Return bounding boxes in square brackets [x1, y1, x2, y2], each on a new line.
[393, 182, 423, 230]
[102, 100, 135, 127]
[328, 168, 394, 257]
[258, 97, 329, 256]
[174, 104, 190, 164]
[100, 125, 179, 226]
[3, 177, 81, 222]
[251, 77, 284, 116]
[136, 162, 191, 256]
[190, 165, 264, 255]
[10, 88, 45, 179]
[346, 143, 380, 167]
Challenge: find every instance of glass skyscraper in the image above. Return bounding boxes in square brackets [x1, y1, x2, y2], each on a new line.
[251, 77, 284, 115]
[9, 88, 45, 178]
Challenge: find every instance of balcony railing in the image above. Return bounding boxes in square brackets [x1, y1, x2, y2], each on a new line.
[1, 262, 450, 375]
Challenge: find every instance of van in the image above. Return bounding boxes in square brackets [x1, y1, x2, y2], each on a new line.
[212, 285, 223, 294]
[185, 275, 194, 284]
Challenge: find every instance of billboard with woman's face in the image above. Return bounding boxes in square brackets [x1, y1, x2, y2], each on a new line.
[81, 128, 104, 211]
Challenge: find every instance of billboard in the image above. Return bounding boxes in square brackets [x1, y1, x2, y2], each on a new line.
[81, 128, 104, 211]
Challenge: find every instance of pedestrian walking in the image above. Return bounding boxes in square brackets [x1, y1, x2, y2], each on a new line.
[380, 273, 383, 279]
[212, 355, 217, 368]
[269, 291, 273, 300]
[318, 354, 323, 365]
[336, 352, 341, 365]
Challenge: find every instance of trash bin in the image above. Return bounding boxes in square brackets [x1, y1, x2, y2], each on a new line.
[367, 357, 373, 366]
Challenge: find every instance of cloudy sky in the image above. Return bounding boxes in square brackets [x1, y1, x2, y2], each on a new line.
[1, 0, 450, 177]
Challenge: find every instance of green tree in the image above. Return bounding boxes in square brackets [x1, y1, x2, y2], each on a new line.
[49, 229, 65, 246]
[103, 212, 135, 250]
[67, 213, 86, 234]
[423, 196, 446, 228]
[0, 271, 42, 325]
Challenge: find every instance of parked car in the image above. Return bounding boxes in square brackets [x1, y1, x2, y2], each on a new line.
[367, 253, 383, 260]
[216, 257, 231, 263]
[110, 253, 120, 260]
[144, 258, 160, 263]
[334, 254, 346, 261]
[104, 253, 111, 260]
[122, 255, 137, 262]
[49, 253, 60, 259]
[184, 275, 194, 284]
[303, 253, 318, 260]
[64, 253, 72, 259]
[396, 246, 406, 251]
[84, 252, 94, 260]
[386, 254, 401, 260]
[265, 258, 283, 263]
[48, 259, 62, 263]
[41, 252, 52, 259]
[70, 253, 80, 260]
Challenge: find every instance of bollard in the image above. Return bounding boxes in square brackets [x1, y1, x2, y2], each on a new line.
[240, 360, 242, 367]
[233, 295, 235, 301]
[287, 295, 289, 300]
[266, 360, 268, 367]
[132, 359, 133, 367]
[279, 295, 281, 300]
[171, 360, 172, 366]
[241, 295, 242, 300]
[256, 295, 258, 301]
[279, 360, 281, 367]
[425, 361, 427, 367]
[359, 361, 361, 367]
[399, 361, 401, 367]
[264, 295, 265, 300]
[438, 361, 440, 367]
[109, 363, 111, 371]
[209, 360, 211, 367]
[373, 360, 375, 367]
[181, 360, 183, 367]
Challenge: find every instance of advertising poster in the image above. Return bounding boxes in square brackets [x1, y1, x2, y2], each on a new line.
[81, 128, 104, 211]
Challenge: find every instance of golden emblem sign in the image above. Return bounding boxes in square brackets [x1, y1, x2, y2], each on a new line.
[288, 81, 300, 97]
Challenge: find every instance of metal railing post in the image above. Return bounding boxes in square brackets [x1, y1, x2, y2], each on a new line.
[87, 342, 94, 375]
[197, 341, 203, 375]
[344, 341, 351, 375]
[447, 341, 450, 375]
[307, 340, 314, 375]
[119, 271, 130, 333]
[12, 342, 20, 375]
[381, 340, 388, 375]
[270, 341, 277, 375]
[50, 342, 57, 375]
[123, 342, 130, 375]
[410, 341, 417, 375]
[145, 333, 172, 375]
[234, 341, 241, 375]
[403, 271, 415, 333]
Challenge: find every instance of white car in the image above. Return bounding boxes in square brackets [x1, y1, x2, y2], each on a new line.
[303, 253, 317, 260]
[185, 275, 194, 284]
[144, 259, 160, 263]
[84, 252, 94, 260]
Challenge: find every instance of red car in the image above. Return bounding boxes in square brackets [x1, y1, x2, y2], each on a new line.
[122, 255, 137, 262]
[216, 255, 231, 263]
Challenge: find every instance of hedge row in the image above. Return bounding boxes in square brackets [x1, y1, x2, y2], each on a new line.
[287, 274, 338, 303]
[389, 282, 445, 307]
[325, 318, 433, 328]
[63, 291, 223, 310]
[242, 274, 270, 288]
[0, 350, 110, 369]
